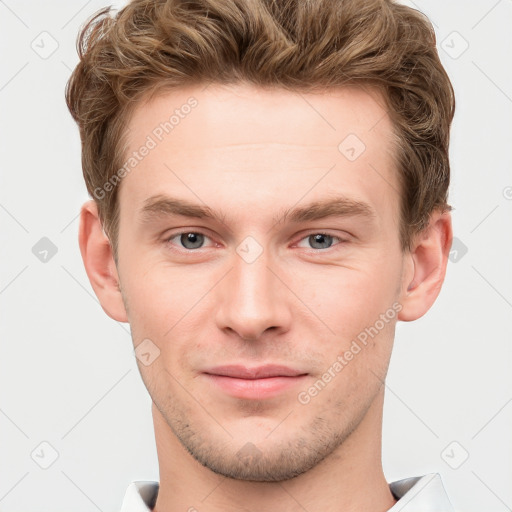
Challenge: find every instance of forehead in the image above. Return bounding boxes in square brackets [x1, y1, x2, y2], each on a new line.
[119, 82, 400, 229]
[126, 82, 394, 151]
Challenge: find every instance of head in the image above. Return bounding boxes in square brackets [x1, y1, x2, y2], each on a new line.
[67, 0, 454, 482]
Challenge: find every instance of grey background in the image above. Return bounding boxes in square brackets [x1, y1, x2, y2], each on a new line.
[1, 0, 511, 511]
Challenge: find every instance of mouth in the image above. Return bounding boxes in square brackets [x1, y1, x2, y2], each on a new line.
[201, 364, 309, 400]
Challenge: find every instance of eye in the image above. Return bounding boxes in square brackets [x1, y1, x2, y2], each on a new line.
[165, 231, 213, 250]
[163, 231, 347, 253]
[296, 232, 345, 250]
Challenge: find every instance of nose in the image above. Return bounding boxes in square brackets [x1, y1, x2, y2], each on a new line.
[214, 246, 292, 342]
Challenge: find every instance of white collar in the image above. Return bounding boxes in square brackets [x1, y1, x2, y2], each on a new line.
[120, 473, 453, 512]
[388, 473, 454, 511]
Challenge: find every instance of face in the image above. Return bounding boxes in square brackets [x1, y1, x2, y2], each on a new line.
[114, 83, 410, 481]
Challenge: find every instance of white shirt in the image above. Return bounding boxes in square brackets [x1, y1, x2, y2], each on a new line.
[120, 473, 454, 511]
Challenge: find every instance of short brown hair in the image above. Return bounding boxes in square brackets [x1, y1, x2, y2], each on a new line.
[65, 0, 455, 259]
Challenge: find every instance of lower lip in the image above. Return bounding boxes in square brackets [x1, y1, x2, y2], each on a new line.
[203, 374, 308, 400]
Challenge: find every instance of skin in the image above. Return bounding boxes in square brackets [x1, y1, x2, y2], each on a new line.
[79, 83, 452, 512]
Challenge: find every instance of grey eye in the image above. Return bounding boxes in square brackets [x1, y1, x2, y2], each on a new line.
[308, 234, 335, 250]
[180, 232, 205, 249]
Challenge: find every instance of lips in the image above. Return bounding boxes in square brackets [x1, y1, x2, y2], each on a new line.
[203, 364, 306, 379]
[201, 364, 309, 400]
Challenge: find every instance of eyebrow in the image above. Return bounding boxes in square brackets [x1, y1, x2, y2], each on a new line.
[138, 194, 376, 227]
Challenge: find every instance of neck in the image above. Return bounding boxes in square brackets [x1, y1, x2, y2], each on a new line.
[152, 388, 396, 512]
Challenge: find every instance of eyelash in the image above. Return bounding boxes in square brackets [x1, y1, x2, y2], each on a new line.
[163, 230, 348, 253]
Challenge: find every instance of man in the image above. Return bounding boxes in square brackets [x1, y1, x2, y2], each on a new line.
[65, 0, 456, 510]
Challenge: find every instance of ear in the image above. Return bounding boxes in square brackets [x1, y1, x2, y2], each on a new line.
[398, 209, 453, 322]
[78, 200, 128, 322]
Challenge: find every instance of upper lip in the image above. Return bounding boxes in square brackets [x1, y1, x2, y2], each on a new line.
[203, 365, 307, 379]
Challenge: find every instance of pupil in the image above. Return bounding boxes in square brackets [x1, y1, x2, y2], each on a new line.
[311, 234, 331, 249]
[181, 233, 203, 249]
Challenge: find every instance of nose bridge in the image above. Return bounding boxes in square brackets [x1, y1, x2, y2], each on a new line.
[215, 242, 290, 341]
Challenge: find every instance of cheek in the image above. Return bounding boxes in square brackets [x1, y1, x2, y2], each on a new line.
[295, 261, 400, 335]
[121, 263, 218, 382]
[311, 317, 395, 410]
[122, 261, 204, 336]
[289, 260, 401, 385]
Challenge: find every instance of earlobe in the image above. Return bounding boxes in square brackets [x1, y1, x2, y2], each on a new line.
[398, 210, 453, 322]
[78, 200, 128, 322]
